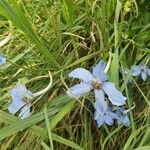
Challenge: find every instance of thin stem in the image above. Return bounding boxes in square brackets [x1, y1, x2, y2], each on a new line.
[0, 21, 13, 48]
[104, 51, 112, 73]
[33, 71, 53, 97]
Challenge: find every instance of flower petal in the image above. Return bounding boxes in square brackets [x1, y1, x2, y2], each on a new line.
[141, 71, 147, 81]
[140, 64, 148, 69]
[102, 82, 126, 106]
[8, 100, 25, 114]
[105, 112, 116, 126]
[131, 65, 141, 76]
[112, 106, 130, 126]
[11, 83, 33, 101]
[19, 105, 31, 119]
[92, 60, 108, 82]
[67, 82, 91, 98]
[0, 54, 6, 65]
[9, 83, 33, 116]
[117, 115, 130, 126]
[147, 68, 150, 76]
[69, 68, 95, 83]
[94, 109, 116, 127]
[94, 110, 105, 127]
[94, 89, 107, 114]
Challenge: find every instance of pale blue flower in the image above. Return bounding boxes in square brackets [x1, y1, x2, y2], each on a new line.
[8, 74, 52, 119]
[95, 105, 130, 127]
[131, 64, 150, 81]
[113, 106, 130, 126]
[67, 60, 126, 115]
[0, 54, 6, 65]
[8, 83, 33, 119]
[94, 107, 117, 127]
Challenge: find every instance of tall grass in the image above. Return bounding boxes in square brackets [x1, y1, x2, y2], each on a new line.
[0, 0, 150, 149]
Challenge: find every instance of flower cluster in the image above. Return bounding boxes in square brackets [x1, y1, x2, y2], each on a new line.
[1, 21, 149, 129]
[67, 60, 130, 127]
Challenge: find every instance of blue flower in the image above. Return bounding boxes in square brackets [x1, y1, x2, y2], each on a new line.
[67, 60, 126, 114]
[94, 107, 117, 127]
[8, 73, 52, 119]
[112, 106, 130, 126]
[131, 64, 150, 81]
[94, 105, 130, 127]
[8, 83, 33, 119]
[0, 54, 6, 65]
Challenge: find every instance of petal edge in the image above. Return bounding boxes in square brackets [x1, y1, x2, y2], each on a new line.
[102, 82, 126, 106]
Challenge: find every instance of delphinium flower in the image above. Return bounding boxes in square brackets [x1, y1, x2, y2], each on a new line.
[67, 60, 126, 113]
[8, 83, 33, 119]
[112, 106, 130, 126]
[94, 106, 117, 127]
[8, 72, 52, 119]
[94, 105, 130, 127]
[67, 60, 127, 127]
[0, 54, 6, 65]
[131, 64, 150, 81]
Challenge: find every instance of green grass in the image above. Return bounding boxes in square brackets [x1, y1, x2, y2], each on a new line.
[0, 0, 150, 149]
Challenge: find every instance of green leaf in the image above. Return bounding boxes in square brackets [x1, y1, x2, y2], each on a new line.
[52, 134, 83, 150]
[133, 146, 150, 150]
[0, 0, 60, 68]
[109, 53, 119, 88]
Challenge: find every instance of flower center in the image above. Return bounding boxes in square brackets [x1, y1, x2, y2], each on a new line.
[23, 97, 32, 105]
[92, 80, 102, 90]
[141, 68, 145, 72]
